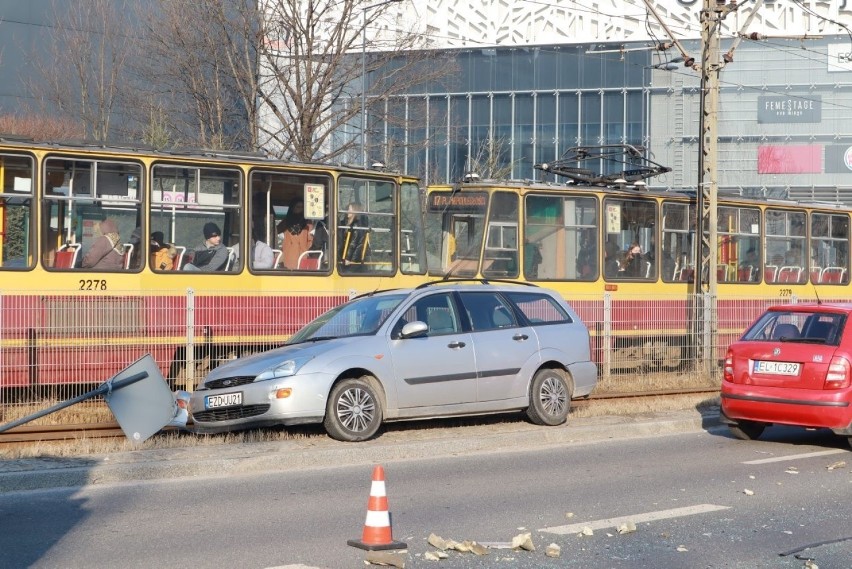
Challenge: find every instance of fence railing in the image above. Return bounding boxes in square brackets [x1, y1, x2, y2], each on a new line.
[0, 288, 814, 421]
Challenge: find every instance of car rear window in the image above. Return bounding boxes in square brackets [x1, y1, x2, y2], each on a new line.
[743, 310, 845, 346]
[503, 291, 573, 325]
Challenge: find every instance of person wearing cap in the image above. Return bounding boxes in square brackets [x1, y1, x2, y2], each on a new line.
[184, 222, 229, 271]
[81, 218, 124, 270]
[150, 231, 178, 270]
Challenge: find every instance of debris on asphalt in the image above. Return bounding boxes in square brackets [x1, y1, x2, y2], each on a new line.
[826, 461, 846, 470]
[565, 512, 575, 519]
[365, 550, 407, 568]
[423, 551, 446, 561]
[785, 466, 799, 475]
[617, 521, 637, 534]
[743, 488, 754, 496]
[545, 543, 561, 558]
[578, 526, 594, 537]
[676, 545, 688, 552]
[427, 533, 450, 551]
[426, 534, 488, 555]
[511, 532, 536, 551]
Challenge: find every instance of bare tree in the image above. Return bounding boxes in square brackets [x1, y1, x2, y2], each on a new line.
[130, 0, 454, 161]
[256, 0, 454, 162]
[30, 0, 133, 142]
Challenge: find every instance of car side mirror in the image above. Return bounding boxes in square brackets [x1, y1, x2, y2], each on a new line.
[400, 321, 428, 339]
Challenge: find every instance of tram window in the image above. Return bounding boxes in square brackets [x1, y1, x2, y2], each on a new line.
[525, 194, 597, 281]
[0, 154, 35, 270]
[717, 206, 761, 284]
[400, 182, 426, 275]
[765, 209, 806, 284]
[249, 170, 330, 272]
[603, 198, 656, 281]
[42, 158, 143, 272]
[811, 213, 850, 284]
[151, 165, 241, 273]
[661, 202, 694, 283]
[338, 177, 395, 275]
[483, 192, 519, 279]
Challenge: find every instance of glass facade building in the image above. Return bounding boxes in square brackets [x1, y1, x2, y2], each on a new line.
[355, 36, 852, 207]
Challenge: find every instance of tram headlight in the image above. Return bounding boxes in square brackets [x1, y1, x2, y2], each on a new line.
[256, 357, 313, 381]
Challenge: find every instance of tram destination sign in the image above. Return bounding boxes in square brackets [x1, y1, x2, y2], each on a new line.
[758, 95, 821, 124]
[428, 191, 488, 214]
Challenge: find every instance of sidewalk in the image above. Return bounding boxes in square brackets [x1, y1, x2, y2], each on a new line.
[0, 409, 722, 493]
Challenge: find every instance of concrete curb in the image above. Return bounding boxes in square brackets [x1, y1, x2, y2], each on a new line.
[0, 410, 723, 493]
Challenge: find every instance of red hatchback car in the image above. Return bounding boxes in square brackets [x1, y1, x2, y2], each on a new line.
[721, 303, 852, 447]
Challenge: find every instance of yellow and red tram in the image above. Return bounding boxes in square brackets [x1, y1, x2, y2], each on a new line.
[0, 138, 426, 391]
[423, 176, 851, 373]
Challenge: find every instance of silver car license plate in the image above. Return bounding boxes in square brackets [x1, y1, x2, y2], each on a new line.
[205, 392, 243, 409]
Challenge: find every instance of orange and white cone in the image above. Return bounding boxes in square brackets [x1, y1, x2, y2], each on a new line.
[347, 465, 407, 551]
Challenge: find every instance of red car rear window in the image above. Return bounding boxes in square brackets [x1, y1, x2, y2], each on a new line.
[742, 310, 845, 346]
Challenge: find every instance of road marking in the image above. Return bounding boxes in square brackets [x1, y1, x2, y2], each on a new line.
[539, 504, 731, 535]
[743, 449, 846, 465]
[266, 565, 325, 569]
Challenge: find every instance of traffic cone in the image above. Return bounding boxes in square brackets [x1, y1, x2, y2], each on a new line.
[348, 465, 407, 551]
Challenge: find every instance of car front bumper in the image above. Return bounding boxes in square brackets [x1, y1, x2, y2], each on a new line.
[188, 372, 332, 433]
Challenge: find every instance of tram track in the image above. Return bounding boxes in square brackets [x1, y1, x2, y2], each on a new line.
[0, 388, 719, 447]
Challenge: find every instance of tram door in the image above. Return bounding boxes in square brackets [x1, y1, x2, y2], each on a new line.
[450, 215, 480, 277]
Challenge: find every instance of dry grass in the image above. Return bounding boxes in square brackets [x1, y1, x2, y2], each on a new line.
[594, 371, 721, 394]
[0, 392, 720, 460]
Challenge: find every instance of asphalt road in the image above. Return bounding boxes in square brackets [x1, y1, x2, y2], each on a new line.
[1, 412, 852, 569]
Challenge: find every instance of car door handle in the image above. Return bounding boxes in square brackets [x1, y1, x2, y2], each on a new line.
[513, 334, 529, 341]
[447, 341, 466, 349]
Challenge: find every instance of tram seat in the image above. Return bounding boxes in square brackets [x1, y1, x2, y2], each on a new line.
[297, 250, 323, 270]
[810, 266, 823, 283]
[778, 266, 802, 283]
[764, 265, 779, 283]
[678, 267, 694, 282]
[271, 249, 283, 268]
[716, 264, 729, 282]
[55, 244, 81, 268]
[122, 243, 134, 269]
[173, 246, 186, 270]
[821, 266, 846, 284]
[738, 265, 754, 282]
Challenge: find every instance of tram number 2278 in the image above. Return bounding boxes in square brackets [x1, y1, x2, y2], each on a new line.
[79, 280, 108, 291]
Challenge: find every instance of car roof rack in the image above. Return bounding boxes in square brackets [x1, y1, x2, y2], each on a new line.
[415, 277, 538, 290]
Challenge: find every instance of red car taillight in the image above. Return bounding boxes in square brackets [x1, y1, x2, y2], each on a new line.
[723, 349, 734, 382]
[825, 356, 851, 389]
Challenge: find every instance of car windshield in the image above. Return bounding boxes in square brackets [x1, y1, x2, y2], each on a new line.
[287, 293, 408, 343]
[743, 310, 845, 346]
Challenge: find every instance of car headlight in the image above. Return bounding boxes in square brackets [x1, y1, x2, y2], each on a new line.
[255, 357, 313, 381]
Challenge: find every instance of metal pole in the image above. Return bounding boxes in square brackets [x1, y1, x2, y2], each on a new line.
[361, 7, 367, 166]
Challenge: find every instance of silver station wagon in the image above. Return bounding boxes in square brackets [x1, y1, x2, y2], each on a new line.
[189, 280, 598, 441]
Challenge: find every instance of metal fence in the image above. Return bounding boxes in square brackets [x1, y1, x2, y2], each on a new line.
[0, 288, 818, 422]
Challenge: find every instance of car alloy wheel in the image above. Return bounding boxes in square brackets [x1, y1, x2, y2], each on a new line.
[526, 368, 572, 426]
[324, 376, 383, 442]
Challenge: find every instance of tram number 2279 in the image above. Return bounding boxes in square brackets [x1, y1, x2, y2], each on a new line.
[79, 280, 108, 291]
[779, 288, 793, 297]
